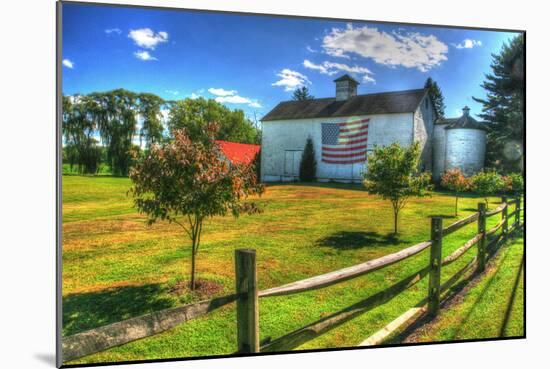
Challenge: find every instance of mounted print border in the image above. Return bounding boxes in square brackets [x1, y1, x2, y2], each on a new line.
[56, 1, 526, 367]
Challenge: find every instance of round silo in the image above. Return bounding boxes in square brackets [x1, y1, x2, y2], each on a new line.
[444, 106, 487, 176]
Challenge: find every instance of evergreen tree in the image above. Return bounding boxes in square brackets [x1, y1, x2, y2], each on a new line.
[299, 137, 317, 182]
[473, 35, 525, 173]
[424, 77, 446, 119]
[292, 86, 314, 101]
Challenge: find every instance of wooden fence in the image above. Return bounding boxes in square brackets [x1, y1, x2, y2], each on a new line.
[62, 197, 524, 362]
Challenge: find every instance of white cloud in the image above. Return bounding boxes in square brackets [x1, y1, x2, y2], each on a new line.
[189, 92, 201, 100]
[208, 88, 238, 97]
[165, 90, 179, 95]
[272, 69, 311, 92]
[303, 59, 376, 83]
[105, 28, 122, 35]
[453, 39, 482, 49]
[306, 45, 318, 53]
[321, 24, 448, 72]
[62, 59, 74, 69]
[128, 28, 168, 50]
[134, 50, 157, 61]
[207, 87, 261, 108]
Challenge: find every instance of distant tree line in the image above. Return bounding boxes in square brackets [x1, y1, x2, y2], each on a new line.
[62, 89, 261, 176]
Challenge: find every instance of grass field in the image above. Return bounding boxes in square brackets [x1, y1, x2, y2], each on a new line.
[62, 175, 524, 364]
[391, 236, 524, 343]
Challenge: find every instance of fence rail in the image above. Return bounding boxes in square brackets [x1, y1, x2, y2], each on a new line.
[62, 196, 524, 362]
[258, 241, 432, 298]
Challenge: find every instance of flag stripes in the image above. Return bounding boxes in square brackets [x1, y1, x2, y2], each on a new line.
[321, 118, 369, 164]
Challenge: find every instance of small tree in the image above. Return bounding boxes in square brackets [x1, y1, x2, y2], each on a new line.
[299, 137, 317, 182]
[440, 168, 471, 217]
[364, 142, 432, 235]
[471, 170, 505, 207]
[130, 123, 264, 290]
[292, 86, 314, 101]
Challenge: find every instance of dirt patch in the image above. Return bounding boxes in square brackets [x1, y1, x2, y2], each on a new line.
[169, 279, 225, 299]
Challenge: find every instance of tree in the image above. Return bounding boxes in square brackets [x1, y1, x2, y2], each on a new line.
[253, 148, 262, 182]
[473, 35, 525, 173]
[424, 77, 445, 119]
[138, 93, 165, 148]
[89, 89, 139, 176]
[167, 97, 260, 144]
[440, 168, 471, 216]
[471, 170, 505, 207]
[299, 137, 317, 182]
[292, 86, 314, 101]
[129, 123, 264, 290]
[363, 142, 432, 235]
[62, 95, 102, 174]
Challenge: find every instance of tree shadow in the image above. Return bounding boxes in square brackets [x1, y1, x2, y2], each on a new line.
[499, 254, 524, 337]
[316, 231, 402, 250]
[63, 283, 174, 336]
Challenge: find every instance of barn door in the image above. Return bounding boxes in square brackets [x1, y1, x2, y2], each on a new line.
[284, 151, 293, 176]
[284, 150, 302, 177]
[292, 151, 302, 176]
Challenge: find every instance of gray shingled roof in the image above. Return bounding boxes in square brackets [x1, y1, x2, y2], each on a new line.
[436, 107, 488, 131]
[261, 88, 429, 121]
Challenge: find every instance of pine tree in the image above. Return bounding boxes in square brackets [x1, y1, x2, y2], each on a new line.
[299, 137, 317, 181]
[424, 77, 446, 119]
[473, 35, 525, 173]
[292, 86, 314, 101]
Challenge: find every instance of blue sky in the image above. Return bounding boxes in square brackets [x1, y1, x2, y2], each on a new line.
[62, 3, 520, 122]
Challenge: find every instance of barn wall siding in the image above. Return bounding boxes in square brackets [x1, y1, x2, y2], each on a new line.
[444, 129, 487, 176]
[261, 113, 414, 182]
[413, 96, 435, 173]
[432, 124, 448, 180]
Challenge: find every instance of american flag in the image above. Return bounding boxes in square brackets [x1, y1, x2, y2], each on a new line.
[321, 118, 369, 164]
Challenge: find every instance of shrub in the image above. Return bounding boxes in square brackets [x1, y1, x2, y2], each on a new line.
[440, 168, 471, 216]
[508, 173, 524, 195]
[471, 170, 505, 207]
[299, 137, 317, 182]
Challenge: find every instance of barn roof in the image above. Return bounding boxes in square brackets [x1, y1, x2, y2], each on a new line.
[436, 107, 488, 131]
[216, 140, 260, 165]
[261, 88, 429, 122]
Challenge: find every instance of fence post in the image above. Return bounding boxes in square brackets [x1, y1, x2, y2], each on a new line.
[235, 249, 259, 353]
[428, 217, 443, 317]
[501, 196, 508, 241]
[477, 203, 487, 272]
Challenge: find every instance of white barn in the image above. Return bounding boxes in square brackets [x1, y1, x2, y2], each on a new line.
[260, 74, 487, 183]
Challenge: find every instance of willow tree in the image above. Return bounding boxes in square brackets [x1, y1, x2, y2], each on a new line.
[62, 95, 101, 174]
[130, 123, 264, 290]
[90, 89, 138, 176]
[138, 93, 165, 148]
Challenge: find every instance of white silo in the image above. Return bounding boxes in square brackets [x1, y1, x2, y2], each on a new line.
[444, 106, 487, 176]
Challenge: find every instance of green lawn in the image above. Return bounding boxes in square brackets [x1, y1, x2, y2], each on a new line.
[62, 175, 523, 364]
[391, 235, 524, 342]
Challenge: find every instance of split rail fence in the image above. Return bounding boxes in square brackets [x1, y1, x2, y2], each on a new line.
[62, 197, 524, 362]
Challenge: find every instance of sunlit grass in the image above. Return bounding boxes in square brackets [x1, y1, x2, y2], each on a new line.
[62, 175, 523, 364]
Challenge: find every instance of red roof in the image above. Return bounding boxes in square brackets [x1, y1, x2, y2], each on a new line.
[216, 140, 260, 165]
